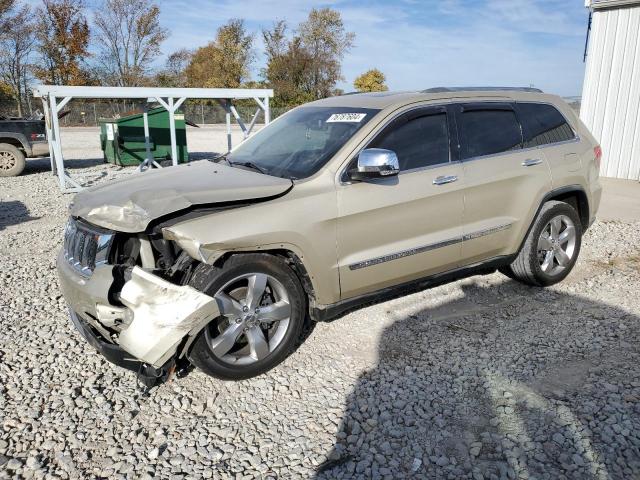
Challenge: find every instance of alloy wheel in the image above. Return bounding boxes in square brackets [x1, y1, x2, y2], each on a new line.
[0, 151, 17, 171]
[205, 273, 291, 366]
[537, 214, 577, 276]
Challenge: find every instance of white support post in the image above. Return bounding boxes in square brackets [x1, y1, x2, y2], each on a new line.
[225, 100, 232, 152]
[168, 98, 178, 166]
[245, 108, 261, 137]
[264, 96, 270, 125]
[157, 96, 186, 167]
[229, 105, 248, 139]
[49, 95, 84, 192]
[49, 95, 66, 190]
[41, 98, 54, 174]
[137, 104, 158, 172]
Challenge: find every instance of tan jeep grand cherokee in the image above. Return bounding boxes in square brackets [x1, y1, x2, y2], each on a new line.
[57, 88, 602, 385]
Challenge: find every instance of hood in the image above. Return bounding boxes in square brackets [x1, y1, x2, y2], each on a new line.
[70, 161, 293, 232]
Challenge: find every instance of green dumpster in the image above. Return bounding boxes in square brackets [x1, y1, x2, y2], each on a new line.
[99, 107, 189, 166]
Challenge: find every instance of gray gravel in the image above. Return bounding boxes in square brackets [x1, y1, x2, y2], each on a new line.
[2, 141, 640, 479]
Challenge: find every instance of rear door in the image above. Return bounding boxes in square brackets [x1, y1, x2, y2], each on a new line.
[455, 102, 553, 264]
[336, 105, 465, 299]
[515, 101, 582, 183]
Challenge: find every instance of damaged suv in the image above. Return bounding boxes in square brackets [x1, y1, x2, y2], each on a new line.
[58, 88, 602, 384]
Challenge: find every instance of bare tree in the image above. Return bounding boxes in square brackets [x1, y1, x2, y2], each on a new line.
[94, 0, 168, 86]
[0, 0, 16, 35]
[0, 3, 35, 116]
[155, 48, 191, 87]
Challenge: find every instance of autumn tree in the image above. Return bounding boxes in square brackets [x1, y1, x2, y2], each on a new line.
[262, 22, 314, 107]
[353, 68, 388, 93]
[298, 8, 354, 99]
[0, 3, 35, 116]
[94, 0, 168, 86]
[185, 19, 254, 88]
[34, 0, 91, 85]
[262, 9, 354, 108]
[155, 48, 191, 87]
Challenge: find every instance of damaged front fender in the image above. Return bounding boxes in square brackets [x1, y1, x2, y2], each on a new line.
[117, 267, 219, 367]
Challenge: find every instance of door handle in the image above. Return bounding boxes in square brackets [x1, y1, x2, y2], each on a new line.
[522, 158, 542, 167]
[433, 175, 458, 185]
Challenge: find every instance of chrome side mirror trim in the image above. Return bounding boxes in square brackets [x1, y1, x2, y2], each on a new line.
[351, 148, 400, 180]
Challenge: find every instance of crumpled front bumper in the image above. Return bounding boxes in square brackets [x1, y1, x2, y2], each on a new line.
[68, 308, 142, 373]
[57, 250, 220, 369]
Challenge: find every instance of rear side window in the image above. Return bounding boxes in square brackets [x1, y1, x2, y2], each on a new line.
[370, 111, 449, 171]
[517, 103, 575, 147]
[459, 108, 522, 159]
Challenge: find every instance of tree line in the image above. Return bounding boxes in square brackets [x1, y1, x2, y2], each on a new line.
[0, 0, 388, 117]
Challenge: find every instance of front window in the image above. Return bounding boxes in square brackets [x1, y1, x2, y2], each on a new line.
[227, 106, 379, 179]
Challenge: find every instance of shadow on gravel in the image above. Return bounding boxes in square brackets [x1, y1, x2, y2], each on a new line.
[22, 157, 106, 175]
[317, 280, 640, 479]
[0, 200, 39, 230]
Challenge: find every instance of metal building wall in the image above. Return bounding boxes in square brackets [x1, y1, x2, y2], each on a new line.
[581, 4, 640, 180]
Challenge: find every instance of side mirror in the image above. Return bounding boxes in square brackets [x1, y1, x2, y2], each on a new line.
[349, 148, 400, 181]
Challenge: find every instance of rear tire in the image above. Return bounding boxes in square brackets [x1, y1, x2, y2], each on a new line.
[0, 143, 26, 177]
[188, 254, 308, 380]
[501, 201, 582, 287]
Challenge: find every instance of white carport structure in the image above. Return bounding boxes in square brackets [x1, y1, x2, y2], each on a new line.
[32, 86, 274, 193]
[581, 0, 640, 180]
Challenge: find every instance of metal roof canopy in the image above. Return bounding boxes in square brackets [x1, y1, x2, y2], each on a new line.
[32, 85, 274, 193]
[586, 0, 640, 9]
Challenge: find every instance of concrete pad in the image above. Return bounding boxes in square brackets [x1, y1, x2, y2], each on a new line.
[598, 177, 640, 222]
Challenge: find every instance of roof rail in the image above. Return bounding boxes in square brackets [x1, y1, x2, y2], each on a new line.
[422, 86, 543, 93]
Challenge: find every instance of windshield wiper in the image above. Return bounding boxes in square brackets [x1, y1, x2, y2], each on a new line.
[210, 153, 228, 163]
[228, 160, 268, 175]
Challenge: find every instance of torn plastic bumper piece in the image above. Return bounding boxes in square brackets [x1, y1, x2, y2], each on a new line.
[116, 267, 220, 367]
[67, 266, 220, 385]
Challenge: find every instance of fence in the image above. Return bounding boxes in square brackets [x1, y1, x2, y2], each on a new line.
[1, 97, 581, 125]
[0, 99, 289, 126]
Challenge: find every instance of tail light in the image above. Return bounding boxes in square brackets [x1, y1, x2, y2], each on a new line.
[594, 145, 602, 170]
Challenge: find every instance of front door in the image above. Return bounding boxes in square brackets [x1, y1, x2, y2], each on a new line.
[336, 106, 465, 300]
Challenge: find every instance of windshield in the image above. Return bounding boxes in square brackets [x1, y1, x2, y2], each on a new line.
[226, 106, 379, 179]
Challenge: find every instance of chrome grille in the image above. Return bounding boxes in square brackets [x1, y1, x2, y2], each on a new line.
[63, 218, 114, 276]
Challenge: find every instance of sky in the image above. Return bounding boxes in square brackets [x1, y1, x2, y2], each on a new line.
[154, 0, 590, 97]
[29, 0, 592, 97]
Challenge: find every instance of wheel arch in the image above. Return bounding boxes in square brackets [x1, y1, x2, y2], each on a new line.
[0, 135, 29, 153]
[211, 248, 318, 314]
[515, 185, 590, 258]
[545, 186, 590, 231]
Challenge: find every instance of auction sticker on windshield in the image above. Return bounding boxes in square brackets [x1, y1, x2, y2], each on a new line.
[326, 113, 368, 123]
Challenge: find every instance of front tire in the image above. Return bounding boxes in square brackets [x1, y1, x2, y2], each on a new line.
[501, 200, 582, 287]
[188, 254, 307, 380]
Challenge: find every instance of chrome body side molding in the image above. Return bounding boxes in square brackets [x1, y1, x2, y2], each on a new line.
[348, 223, 512, 271]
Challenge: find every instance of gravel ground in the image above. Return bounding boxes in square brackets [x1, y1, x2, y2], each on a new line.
[1, 132, 640, 479]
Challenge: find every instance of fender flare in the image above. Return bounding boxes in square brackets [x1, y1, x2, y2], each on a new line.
[515, 184, 589, 256]
[0, 132, 30, 154]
